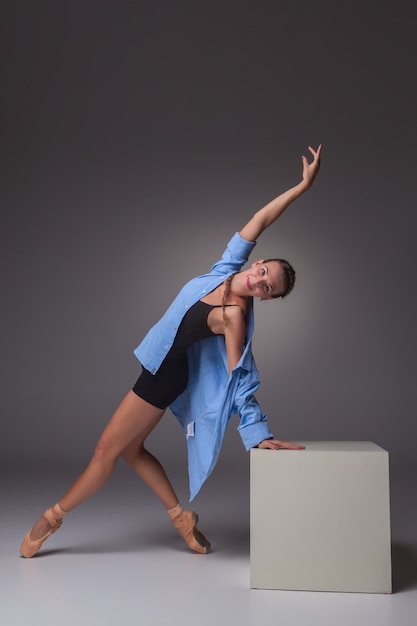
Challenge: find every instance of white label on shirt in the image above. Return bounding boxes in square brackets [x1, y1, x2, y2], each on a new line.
[186, 421, 195, 439]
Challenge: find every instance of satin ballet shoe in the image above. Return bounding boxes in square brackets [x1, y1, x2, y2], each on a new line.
[172, 510, 211, 554]
[20, 504, 64, 558]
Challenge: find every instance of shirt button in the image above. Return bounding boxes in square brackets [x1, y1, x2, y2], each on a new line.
[185, 304, 189, 309]
[164, 345, 169, 350]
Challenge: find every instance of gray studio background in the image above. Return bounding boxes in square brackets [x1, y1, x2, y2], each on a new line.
[1, 0, 416, 501]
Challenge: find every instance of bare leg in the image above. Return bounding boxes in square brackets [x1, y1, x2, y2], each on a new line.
[121, 439, 178, 509]
[121, 435, 211, 554]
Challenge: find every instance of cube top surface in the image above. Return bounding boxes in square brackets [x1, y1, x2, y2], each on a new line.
[252, 440, 387, 454]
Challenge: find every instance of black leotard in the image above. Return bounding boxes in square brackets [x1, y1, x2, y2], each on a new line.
[132, 301, 222, 409]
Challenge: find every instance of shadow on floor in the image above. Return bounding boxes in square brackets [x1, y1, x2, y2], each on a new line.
[391, 542, 417, 592]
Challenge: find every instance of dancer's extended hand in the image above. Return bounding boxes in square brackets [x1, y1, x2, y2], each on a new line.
[257, 439, 305, 450]
[301, 144, 322, 190]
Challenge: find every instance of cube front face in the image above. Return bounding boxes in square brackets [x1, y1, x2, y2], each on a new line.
[250, 442, 392, 593]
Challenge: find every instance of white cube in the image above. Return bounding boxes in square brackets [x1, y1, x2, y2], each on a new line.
[250, 441, 392, 593]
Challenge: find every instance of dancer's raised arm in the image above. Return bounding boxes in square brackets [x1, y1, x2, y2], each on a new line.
[239, 144, 322, 243]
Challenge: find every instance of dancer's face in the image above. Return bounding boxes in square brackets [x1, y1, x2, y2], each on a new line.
[234, 260, 285, 300]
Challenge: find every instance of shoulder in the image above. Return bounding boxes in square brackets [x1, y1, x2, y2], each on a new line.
[223, 303, 247, 329]
[225, 302, 247, 317]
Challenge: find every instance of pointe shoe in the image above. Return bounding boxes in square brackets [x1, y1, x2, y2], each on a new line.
[172, 510, 211, 554]
[20, 505, 64, 558]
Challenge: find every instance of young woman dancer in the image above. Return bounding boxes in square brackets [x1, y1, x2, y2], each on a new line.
[20, 144, 322, 557]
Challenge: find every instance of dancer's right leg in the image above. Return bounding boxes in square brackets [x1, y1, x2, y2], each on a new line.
[20, 391, 165, 557]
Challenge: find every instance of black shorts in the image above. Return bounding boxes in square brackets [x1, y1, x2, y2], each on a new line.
[132, 356, 188, 409]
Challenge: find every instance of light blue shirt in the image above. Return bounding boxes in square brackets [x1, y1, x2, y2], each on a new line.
[134, 232, 274, 500]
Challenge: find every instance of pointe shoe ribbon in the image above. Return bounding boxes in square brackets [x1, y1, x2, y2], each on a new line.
[20, 504, 65, 558]
[172, 510, 211, 554]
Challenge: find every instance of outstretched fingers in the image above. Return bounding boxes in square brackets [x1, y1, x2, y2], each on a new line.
[308, 143, 323, 159]
[257, 439, 305, 450]
[302, 143, 322, 188]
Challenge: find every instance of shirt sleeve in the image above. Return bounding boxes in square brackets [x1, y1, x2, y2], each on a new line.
[210, 232, 257, 275]
[233, 367, 274, 450]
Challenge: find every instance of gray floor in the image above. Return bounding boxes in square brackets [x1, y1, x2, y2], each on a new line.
[1, 463, 416, 626]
